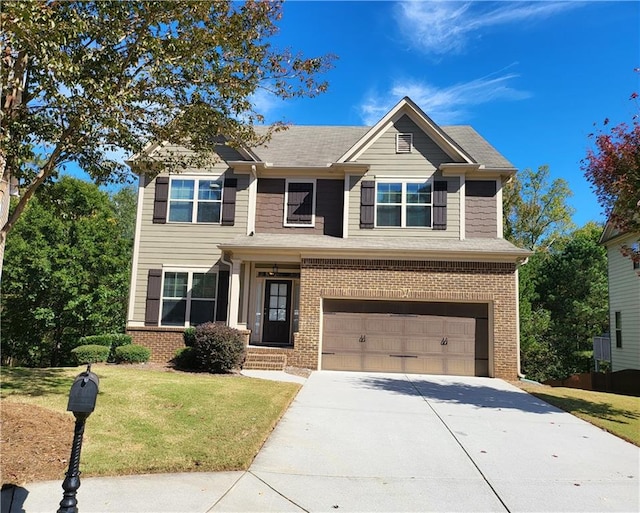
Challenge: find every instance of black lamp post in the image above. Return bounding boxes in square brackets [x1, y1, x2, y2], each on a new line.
[58, 364, 99, 513]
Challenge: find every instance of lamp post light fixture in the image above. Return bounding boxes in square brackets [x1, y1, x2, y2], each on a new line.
[58, 364, 99, 513]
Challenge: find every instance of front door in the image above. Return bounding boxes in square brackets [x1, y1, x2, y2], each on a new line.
[262, 280, 292, 344]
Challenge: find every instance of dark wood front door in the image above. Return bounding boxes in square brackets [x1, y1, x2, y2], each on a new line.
[262, 280, 292, 344]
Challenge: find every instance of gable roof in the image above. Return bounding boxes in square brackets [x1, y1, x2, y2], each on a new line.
[249, 110, 514, 169]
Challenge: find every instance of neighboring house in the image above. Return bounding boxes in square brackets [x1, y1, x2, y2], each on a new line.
[600, 222, 640, 371]
[126, 97, 531, 379]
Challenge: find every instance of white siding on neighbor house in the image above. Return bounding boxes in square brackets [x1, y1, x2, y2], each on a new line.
[348, 115, 461, 238]
[607, 234, 640, 371]
[130, 151, 250, 325]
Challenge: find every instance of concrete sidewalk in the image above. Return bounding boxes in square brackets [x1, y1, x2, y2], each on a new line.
[3, 371, 639, 512]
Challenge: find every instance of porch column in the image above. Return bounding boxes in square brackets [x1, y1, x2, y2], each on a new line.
[228, 259, 242, 328]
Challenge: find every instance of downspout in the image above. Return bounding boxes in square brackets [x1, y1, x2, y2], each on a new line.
[515, 257, 529, 379]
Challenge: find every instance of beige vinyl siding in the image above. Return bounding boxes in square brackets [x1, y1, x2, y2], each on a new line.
[348, 115, 460, 238]
[607, 234, 640, 371]
[130, 157, 250, 324]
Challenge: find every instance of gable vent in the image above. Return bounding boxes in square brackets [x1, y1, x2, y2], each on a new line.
[396, 133, 413, 153]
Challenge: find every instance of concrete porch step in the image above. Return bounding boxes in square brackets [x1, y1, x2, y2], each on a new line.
[243, 350, 288, 371]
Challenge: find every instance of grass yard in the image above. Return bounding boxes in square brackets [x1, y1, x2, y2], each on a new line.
[1, 365, 300, 484]
[517, 382, 640, 446]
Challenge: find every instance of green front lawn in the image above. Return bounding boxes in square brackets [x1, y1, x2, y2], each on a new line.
[518, 383, 640, 446]
[1, 365, 300, 476]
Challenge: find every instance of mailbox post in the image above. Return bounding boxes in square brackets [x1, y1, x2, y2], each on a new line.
[58, 364, 99, 513]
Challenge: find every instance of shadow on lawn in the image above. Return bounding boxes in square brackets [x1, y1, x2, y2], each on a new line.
[1, 367, 72, 396]
[526, 391, 640, 425]
[357, 375, 567, 414]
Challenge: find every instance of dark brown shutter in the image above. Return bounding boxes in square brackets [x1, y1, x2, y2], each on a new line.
[216, 270, 229, 322]
[221, 178, 237, 226]
[466, 180, 496, 197]
[433, 180, 448, 230]
[287, 182, 313, 224]
[360, 180, 375, 229]
[153, 177, 169, 224]
[145, 269, 162, 325]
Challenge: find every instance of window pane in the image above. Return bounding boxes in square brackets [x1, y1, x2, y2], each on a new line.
[407, 183, 431, 204]
[162, 299, 186, 326]
[270, 296, 279, 309]
[277, 309, 286, 321]
[189, 300, 215, 325]
[268, 309, 278, 321]
[270, 283, 279, 294]
[407, 206, 431, 227]
[170, 180, 194, 200]
[377, 183, 402, 204]
[169, 201, 193, 222]
[192, 273, 217, 298]
[278, 284, 287, 295]
[198, 180, 222, 201]
[197, 202, 221, 223]
[163, 272, 188, 298]
[377, 205, 401, 226]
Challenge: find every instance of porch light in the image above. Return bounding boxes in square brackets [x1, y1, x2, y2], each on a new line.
[269, 263, 278, 276]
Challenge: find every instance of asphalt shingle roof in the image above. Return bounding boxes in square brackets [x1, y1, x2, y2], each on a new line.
[251, 124, 514, 169]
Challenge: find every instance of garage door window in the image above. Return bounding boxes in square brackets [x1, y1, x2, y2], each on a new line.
[376, 181, 432, 227]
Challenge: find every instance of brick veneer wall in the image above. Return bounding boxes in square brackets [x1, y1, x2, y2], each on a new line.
[290, 258, 519, 380]
[127, 327, 185, 363]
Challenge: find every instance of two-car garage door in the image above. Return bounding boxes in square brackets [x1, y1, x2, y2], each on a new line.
[321, 300, 489, 376]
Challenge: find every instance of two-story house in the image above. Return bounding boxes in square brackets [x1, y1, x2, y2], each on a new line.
[126, 97, 531, 379]
[600, 223, 640, 372]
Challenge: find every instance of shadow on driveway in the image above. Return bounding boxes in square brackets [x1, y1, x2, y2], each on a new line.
[355, 375, 561, 415]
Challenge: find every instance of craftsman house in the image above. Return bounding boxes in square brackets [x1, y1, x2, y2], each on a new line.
[126, 97, 531, 379]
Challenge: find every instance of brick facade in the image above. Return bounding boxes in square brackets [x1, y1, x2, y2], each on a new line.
[129, 259, 520, 379]
[127, 327, 185, 363]
[291, 258, 519, 380]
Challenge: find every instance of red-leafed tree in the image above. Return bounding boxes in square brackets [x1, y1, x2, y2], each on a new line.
[582, 87, 640, 265]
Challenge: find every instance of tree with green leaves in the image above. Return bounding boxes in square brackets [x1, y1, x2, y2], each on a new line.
[1, 177, 135, 366]
[518, 223, 609, 382]
[503, 165, 575, 251]
[582, 88, 640, 265]
[0, 0, 334, 274]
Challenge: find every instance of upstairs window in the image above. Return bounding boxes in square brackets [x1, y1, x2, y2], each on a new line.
[615, 311, 622, 348]
[284, 180, 315, 227]
[632, 242, 639, 270]
[161, 271, 217, 327]
[376, 181, 432, 227]
[168, 178, 223, 223]
[396, 133, 413, 153]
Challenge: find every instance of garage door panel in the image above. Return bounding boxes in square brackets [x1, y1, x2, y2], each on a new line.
[321, 310, 484, 377]
[363, 355, 403, 373]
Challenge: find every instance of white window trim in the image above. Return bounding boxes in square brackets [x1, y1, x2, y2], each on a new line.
[160, 268, 219, 327]
[396, 133, 413, 153]
[167, 176, 224, 224]
[283, 178, 317, 227]
[374, 179, 433, 228]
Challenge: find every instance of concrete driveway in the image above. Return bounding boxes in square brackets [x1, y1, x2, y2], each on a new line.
[215, 371, 639, 512]
[4, 371, 639, 512]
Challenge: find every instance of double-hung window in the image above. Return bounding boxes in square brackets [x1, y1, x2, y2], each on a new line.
[284, 179, 315, 227]
[168, 178, 223, 223]
[161, 271, 217, 327]
[376, 181, 432, 227]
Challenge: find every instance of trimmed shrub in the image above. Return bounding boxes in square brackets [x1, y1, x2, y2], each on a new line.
[79, 334, 132, 362]
[183, 327, 196, 347]
[79, 334, 132, 348]
[172, 347, 199, 370]
[71, 344, 110, 364]
[193, 322, 245, 373]
[114, 344, 151, 364]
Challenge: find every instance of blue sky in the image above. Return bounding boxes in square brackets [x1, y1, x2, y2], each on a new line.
[253, 0, 639, 228]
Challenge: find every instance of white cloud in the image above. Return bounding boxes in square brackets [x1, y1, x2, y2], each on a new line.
[396, 1, 581, 55]
[248, 87, 284, 124]
[359, 70, 531, 125]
